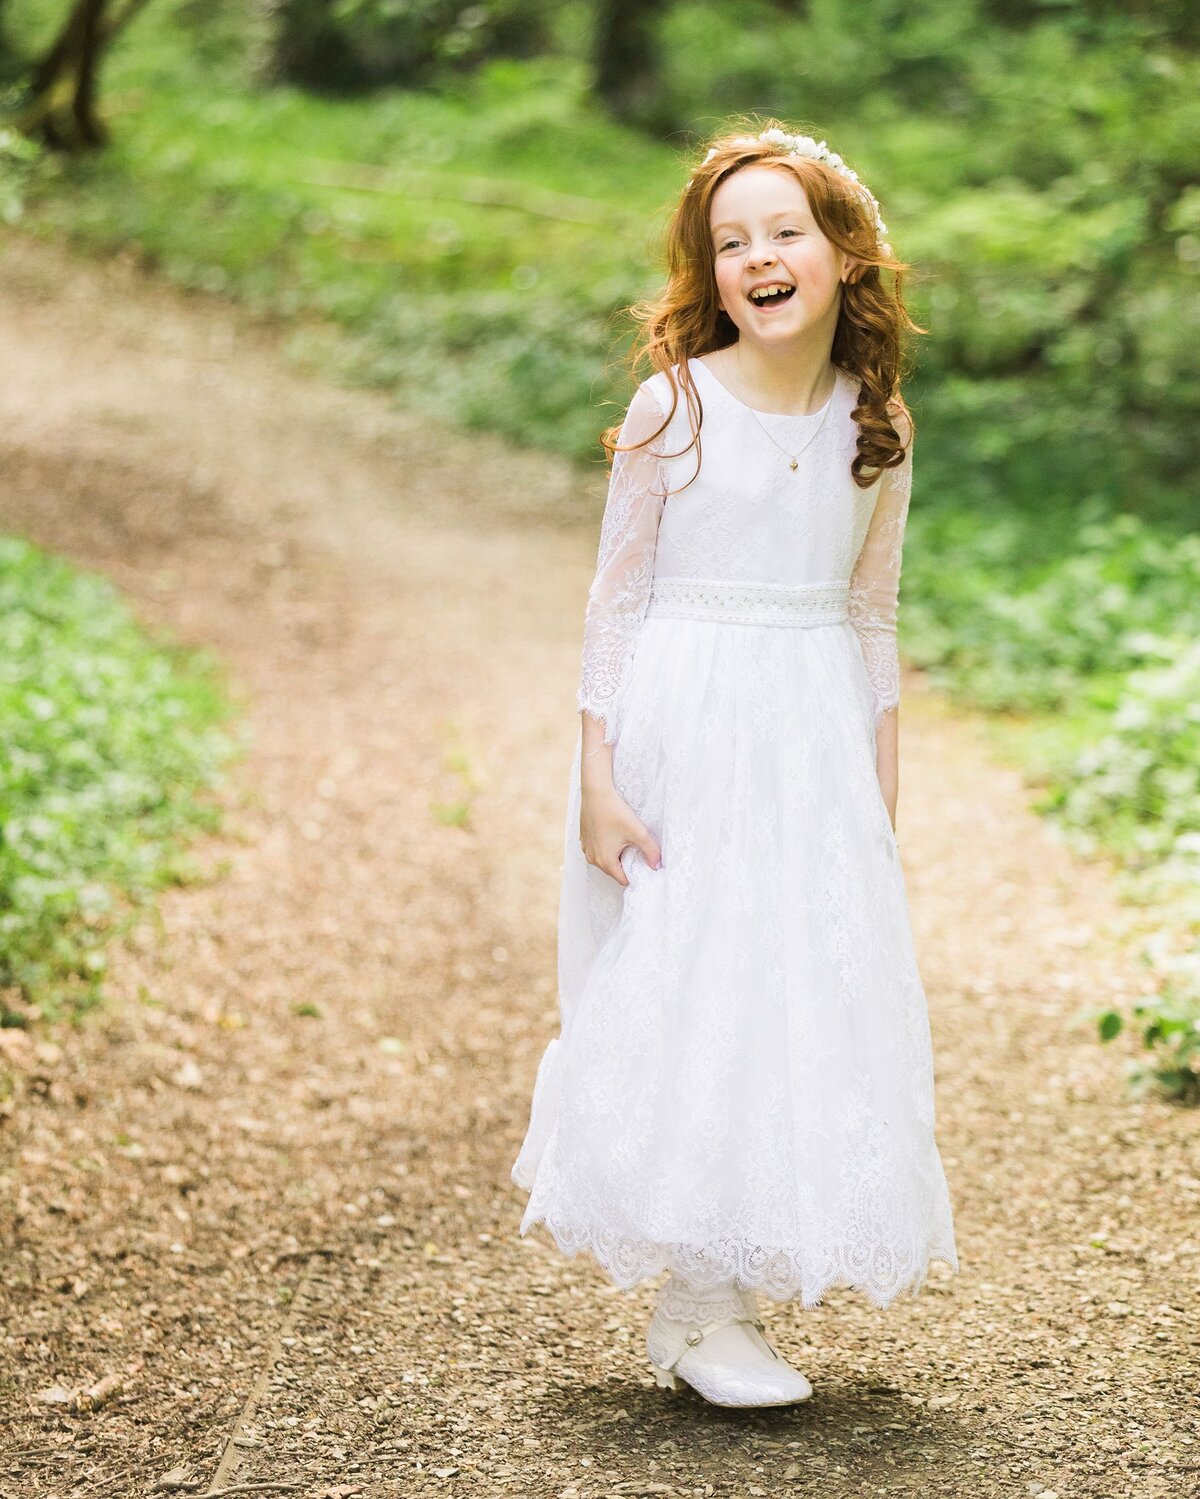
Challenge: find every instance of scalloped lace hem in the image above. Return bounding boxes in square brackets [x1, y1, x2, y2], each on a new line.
[516, 1211, 959, 1312]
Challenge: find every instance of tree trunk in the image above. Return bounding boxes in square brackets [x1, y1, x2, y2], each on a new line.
[592, 0, 661, 124]
[0, 2, 17, 87]
[17, 0, 151, 151]
[268, 0, 357, 90]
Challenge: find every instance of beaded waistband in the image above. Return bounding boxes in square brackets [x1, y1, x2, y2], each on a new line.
[644, 577, 850, 627]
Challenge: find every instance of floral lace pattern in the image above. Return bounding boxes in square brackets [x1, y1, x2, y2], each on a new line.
[513, 357, 957, 1311]
[655, 1274, 752, 1326]
[847, 427, 913, 728]
[576, 384, 670, 744]
[575, 361, 916, 743]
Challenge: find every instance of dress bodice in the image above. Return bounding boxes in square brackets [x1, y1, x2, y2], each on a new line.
[576, 354, 914, 745]
[644, 359, 881, 589]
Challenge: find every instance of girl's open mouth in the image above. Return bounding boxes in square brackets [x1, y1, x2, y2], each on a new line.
[747, 284, 796, 311]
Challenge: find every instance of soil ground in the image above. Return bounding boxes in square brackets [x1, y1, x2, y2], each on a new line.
[1, 234, 1197, 1499]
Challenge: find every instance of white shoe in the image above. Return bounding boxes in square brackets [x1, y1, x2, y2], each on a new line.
[645, 1276, 813, 1408]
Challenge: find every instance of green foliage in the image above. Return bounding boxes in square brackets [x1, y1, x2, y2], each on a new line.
[271, 0, 551, 91]
[14, 28, 669, 454]
[654, 0, 1200, 520]
[0, 123, 40, 221]
[902, 511, 1200, 716]
[1091, 979, 1200, 1105]
[1043, 640, 1200, 864]
[7, 0, 1196, 522]
[0, 536, 238, 1023]
[902, 504, 1200, 1100]
[430, 723, 479, 829]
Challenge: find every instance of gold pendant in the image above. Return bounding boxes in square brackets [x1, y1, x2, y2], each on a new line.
[789, 458, 798, 470]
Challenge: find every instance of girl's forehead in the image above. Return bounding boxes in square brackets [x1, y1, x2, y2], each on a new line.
[709, 167, 811, 228]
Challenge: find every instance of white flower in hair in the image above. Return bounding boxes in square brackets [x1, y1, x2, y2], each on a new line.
[689, 129, 892, 256]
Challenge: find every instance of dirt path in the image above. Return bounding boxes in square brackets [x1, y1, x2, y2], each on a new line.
[0, 234, 1196, 1499]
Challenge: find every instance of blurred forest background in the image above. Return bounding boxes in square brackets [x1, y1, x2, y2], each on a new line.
[0, 0, 1197, 1094]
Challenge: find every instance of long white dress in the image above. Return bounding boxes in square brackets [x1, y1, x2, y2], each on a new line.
[511, 355, 959, 1311]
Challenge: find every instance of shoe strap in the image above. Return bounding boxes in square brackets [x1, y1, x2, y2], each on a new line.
[659, 1312, 769, 1372]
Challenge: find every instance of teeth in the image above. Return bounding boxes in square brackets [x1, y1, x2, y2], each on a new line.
[749, 284, 793, 302]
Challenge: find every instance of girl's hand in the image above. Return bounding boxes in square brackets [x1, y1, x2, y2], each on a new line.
[580, 783, 662, 887]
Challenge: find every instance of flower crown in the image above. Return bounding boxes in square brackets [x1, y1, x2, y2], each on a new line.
[690, 128, 891, 257]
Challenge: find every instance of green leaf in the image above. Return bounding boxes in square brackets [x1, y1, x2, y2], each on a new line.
[1097, 1011, 1123, 1042]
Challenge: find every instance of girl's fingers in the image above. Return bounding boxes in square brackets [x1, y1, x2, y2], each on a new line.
[580, 844, 630, 886]
[640, 833, 662, 869]
[625, 823, 661, 871]
[581, 822, 661, 884]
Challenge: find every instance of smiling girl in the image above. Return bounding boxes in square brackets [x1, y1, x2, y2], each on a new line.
[511, 119, 959, 1409]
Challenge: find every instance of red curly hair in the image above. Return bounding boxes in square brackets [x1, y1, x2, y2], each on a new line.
[602, 115, 926, 493]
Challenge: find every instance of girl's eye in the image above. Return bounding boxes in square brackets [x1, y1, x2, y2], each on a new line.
[718, 230, 801, 250]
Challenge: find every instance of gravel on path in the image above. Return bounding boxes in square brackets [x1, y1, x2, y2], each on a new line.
[0, 235, 1196, 1499]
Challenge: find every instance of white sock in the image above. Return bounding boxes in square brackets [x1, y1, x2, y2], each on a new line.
[656, 1272, 746, 1325]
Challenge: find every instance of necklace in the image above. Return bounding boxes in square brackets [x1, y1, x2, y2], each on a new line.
[720, 353, 836, 473]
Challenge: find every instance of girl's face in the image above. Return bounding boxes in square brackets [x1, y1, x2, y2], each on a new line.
[708, 164, 854, 352]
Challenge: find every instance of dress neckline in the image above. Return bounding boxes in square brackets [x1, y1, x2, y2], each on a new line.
[691, 354, 843, 421]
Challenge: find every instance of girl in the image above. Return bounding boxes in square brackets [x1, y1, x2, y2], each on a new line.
[511, 119, 959, 1408]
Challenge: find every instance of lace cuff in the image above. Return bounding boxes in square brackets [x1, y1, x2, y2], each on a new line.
[577, 382, 670, 744]
[655, 1275, 752, 1326]
[848, 589, 901, 726]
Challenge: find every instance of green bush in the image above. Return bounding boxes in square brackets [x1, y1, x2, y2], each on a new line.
[902, 508, 1200, 1102]
[0, 124, 39, 223]
[0, 536, 238, 1022]
[1043, 639, 1200, 864]
[270, 0, 551, 92]
[902, 511, 1200, 715]
[1092, 978, 1200, 1106]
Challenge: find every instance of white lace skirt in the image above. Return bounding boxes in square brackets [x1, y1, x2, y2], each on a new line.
[511, 606, 959, 1310]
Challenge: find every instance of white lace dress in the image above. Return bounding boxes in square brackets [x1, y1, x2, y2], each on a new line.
[511, 356, 959, 1310]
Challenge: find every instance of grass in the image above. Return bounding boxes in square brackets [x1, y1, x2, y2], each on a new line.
[0, 534, 239, 1025]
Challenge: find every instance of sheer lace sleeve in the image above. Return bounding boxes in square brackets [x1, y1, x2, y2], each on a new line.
[577, 381, 670, 744]
[848, 418, 913, 729]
